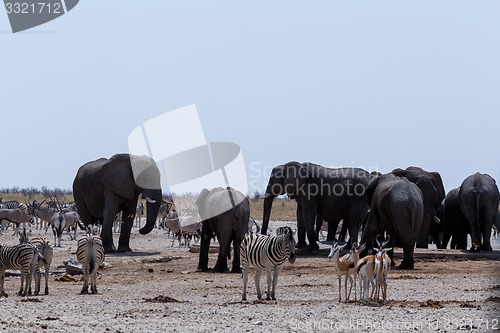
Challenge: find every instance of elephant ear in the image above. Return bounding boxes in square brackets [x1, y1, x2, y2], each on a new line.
[430, 172, 446, 202]
[98, 154, 136, 199]
[283, 162, 307, 197]
[196, 188, 210, 219]
[366, 175, 380, 206]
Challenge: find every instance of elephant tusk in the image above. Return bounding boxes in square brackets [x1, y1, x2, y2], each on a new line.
[146, 197, 156, 204]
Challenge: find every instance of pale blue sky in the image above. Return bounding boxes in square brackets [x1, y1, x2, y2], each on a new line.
[1, 1, 499, 194]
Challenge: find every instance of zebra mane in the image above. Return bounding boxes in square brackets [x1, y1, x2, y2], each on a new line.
[275, 226, 294, 237]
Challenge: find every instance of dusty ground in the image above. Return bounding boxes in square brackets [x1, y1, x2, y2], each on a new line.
[1, 221, 499, 333]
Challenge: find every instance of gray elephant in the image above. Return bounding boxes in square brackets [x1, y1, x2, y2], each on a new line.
[196, 187, 250, 273]
[391, 167, 445, 249]
[458, 173, 500, 252]
[441, 187, 469, 249]
[360, 173, 424, 269]
[73, 154, 162, 253]
[262, 162, 371, 251]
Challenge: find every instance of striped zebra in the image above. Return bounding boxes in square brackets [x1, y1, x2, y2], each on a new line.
[240, 226, 297, 301]
[19, 232, 53, 296]
[76, 228, 105, 294]
[0, 199, 21, 210]
[0, 242, 41, 297]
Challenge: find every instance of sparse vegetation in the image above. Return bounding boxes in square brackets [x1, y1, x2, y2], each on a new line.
[249, 197, 296, 222]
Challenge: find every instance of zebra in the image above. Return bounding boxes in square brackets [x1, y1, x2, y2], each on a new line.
[0, 199, 21, 210]
[76, 227, 105, 294]
[0, 241, 42, 297]
[135, 203, 144, 228]
[19, 231, 53, 296]
[240, 226, 297, 301]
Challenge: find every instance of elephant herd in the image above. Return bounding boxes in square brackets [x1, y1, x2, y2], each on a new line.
[72, 154, 500, 272]
[262, 161, 500, 270]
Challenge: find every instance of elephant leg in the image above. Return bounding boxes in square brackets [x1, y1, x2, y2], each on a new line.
[213, 247, 229, 273]
[456, 233, 468, 249]
[340, 219, 350, 244]
[326, 219, 339, 242]
[231, 239, 242, 273]
[117, 206, 135, 253]
[101, 204, 120, 253]
[399, 246, 415, 270]
[315, 214, 323, 239]
[197, 221, 212, 272]
[416, 214, 431, 248]
[481, 227, 493, 251]
[296, 205, 307, 248]
[303, 207, 319, 251]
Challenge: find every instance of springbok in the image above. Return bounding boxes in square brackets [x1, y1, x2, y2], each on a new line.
[373, 235, 392, 305]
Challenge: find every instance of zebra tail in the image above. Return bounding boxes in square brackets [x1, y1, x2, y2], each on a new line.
[89, 257, 95, 274]
[88, 240, 96, 274]
[33, 245, 47, 265]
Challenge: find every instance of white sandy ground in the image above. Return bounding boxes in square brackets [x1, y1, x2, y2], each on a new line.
[0, 221, 499, 333]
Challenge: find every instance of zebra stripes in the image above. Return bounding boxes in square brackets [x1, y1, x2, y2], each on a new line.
[240, 226, 296, 301]
[26, 236, 53, 296]
[76, 230, 105, 294]
[0, 242, 38, 297]
[0, 200, 21, 210]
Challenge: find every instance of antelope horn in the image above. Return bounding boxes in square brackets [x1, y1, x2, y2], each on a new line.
[382, 235, 391, 248]
[375, 234, 382, 248]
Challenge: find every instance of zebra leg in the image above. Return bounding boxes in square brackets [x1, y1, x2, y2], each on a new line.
[241, 266, 248, 301]
[265, 267, 273, 300]
[0, 270, 7, 297]
[44, 266, 49, 295]
[19, 267, 30, 296]
[81, 268, 89, 294]
[33, 267, 41, 296]
[254, 269, 263, 300]
[91, 270, 98, 294]
[270, 266, 283, 301]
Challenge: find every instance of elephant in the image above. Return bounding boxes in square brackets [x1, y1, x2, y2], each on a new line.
[360, 173, 424, 269]
[262, 161, 371, 252]
[440, 187, 470, 249]
[196, 187, 250, 273]
[392, 167, 445, 248]
[73, 153, 162, 253]
[458, 173, 500, 252]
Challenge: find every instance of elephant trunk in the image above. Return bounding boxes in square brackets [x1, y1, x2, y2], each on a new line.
[261, 194, 275, 235]
[139, 190, 161, 235]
